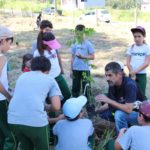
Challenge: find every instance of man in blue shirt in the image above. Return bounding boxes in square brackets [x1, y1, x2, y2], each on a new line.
[95, 62, 144, 133]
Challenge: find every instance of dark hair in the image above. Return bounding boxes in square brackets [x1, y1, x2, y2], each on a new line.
[40, 20, 53, 29]
[31, 56, 51, 72]
[139, 112, 150, 123]
[37, 32, 55, 55]
[22, 53, 33, 71]
[105, 62, 122, 74]
[65, 113, 80, 122]
[75, 24, 85, 31]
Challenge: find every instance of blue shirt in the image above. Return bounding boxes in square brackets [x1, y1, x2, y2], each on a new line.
[53, 119, 94, 150]
[119, 126, 150, 150]
[71, 40, 94, 71]
[108, 77, 144, 111]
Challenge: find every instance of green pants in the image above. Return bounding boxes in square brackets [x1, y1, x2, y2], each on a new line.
[9, 124, 49, 150]
[72, 70, 91, 100]
[136, 74, 147, 97]
[0, 100, 17, 150]
[55, 74, 71, 105]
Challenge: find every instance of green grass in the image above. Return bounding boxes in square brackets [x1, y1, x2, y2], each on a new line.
[0, 0, 51, 13]
[109, 8, 150, 22]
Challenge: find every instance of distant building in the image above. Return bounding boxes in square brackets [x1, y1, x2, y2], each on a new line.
[61, 0, 105, 10]
[141, 0, 150, 12]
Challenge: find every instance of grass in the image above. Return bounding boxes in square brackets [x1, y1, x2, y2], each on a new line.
[0, 0, 51, 13]
[109, 8, 150, 22]
[1, 11, 150, 149]
[1, 0, 150, 22]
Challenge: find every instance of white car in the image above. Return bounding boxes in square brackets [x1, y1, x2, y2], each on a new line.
[80, 10, 111, 23]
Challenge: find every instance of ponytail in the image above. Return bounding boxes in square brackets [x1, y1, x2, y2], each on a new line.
[37, 32, 47, 55]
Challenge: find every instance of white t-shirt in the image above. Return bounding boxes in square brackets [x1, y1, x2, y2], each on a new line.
[126, 44, 150, 74]
[8, 71, 62, 127]
[0, 54, 9, 101]
[119, 126, 150, 150]
[34, 49, 61, 78]
[53, 119, 94, 150]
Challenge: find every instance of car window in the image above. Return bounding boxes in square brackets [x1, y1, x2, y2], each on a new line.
[101, 10, 109, 14]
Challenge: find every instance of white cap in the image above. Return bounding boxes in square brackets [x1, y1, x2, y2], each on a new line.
[0, 26, 13, 40]
[63, 96, 87, 119]
[116, 61, 125, 70]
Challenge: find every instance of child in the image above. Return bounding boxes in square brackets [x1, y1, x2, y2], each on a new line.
[36, 12, 42, 28]
[126, 26, 150, 97]
[22, 53, 33, 72]
[0, 26, 17, 149]
[115, 100, 150, 150]
[70, 24, 95, 99]
[53, 96, 94, 150]
[32, 20, 53, 54]
[8, 56, 62, 150]
[34, 31, 71, 104]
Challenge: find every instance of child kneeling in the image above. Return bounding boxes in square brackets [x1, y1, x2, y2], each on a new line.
[53, 96, 94, 150]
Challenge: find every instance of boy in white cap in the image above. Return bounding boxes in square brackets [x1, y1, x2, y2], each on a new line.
[0, 26, 17, 150]
[53, 96, 94, 150]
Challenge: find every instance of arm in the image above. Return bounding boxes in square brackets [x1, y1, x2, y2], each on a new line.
[48, 114, 65, 124]
[132, 55, 150, 74]
[56, 50, 64, 74]
[0, 82, 11, 101]
[115, 142, 122, 150]
[95, 95, 133, 113]
[126, 55, 133, 72]
[0, 56, 11, 101]
[77, 53, 95, 60]
[50, 96, 61, 111]
[115, 128, 132, 150]
[107, 100, 133, 113]
[70, 54, 75, 78]
[96, 103, 109, 113]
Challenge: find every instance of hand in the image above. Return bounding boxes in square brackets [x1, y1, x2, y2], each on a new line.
[95, 94, 110, 103]
[118, 128, 127, 137]
[76, 52, 85, 59]
[117, 128, 127, 141]
[130, 70, 137, 76]
[57, 114, 65, 121]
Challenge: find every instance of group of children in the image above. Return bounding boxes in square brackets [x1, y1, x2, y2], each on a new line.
[0, 19, 150, 150]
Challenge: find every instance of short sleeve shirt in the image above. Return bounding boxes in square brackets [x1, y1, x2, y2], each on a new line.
[34, 50, 61, 78]
[118, 126, 150, 150]
[8, 71, 62, 127]
[126, 44, 150, 74]
[108, 77, 143, 111]
[71, 40, 94, 71]
[53, 119, 94, 150]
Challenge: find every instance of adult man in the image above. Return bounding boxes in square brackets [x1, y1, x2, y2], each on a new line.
[115, 100, 150, 150]
[95, 62, 144, 132]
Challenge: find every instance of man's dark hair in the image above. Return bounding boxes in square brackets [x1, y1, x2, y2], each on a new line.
[31, 56, 51, 72]
[40, 20, 53, 29]
[105, 62, 122, 74]
[75, 24, 85, 31]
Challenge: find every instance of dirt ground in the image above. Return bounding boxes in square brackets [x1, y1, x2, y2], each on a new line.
[1, 14, 150, 149]
[1, 14, 150, 97]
